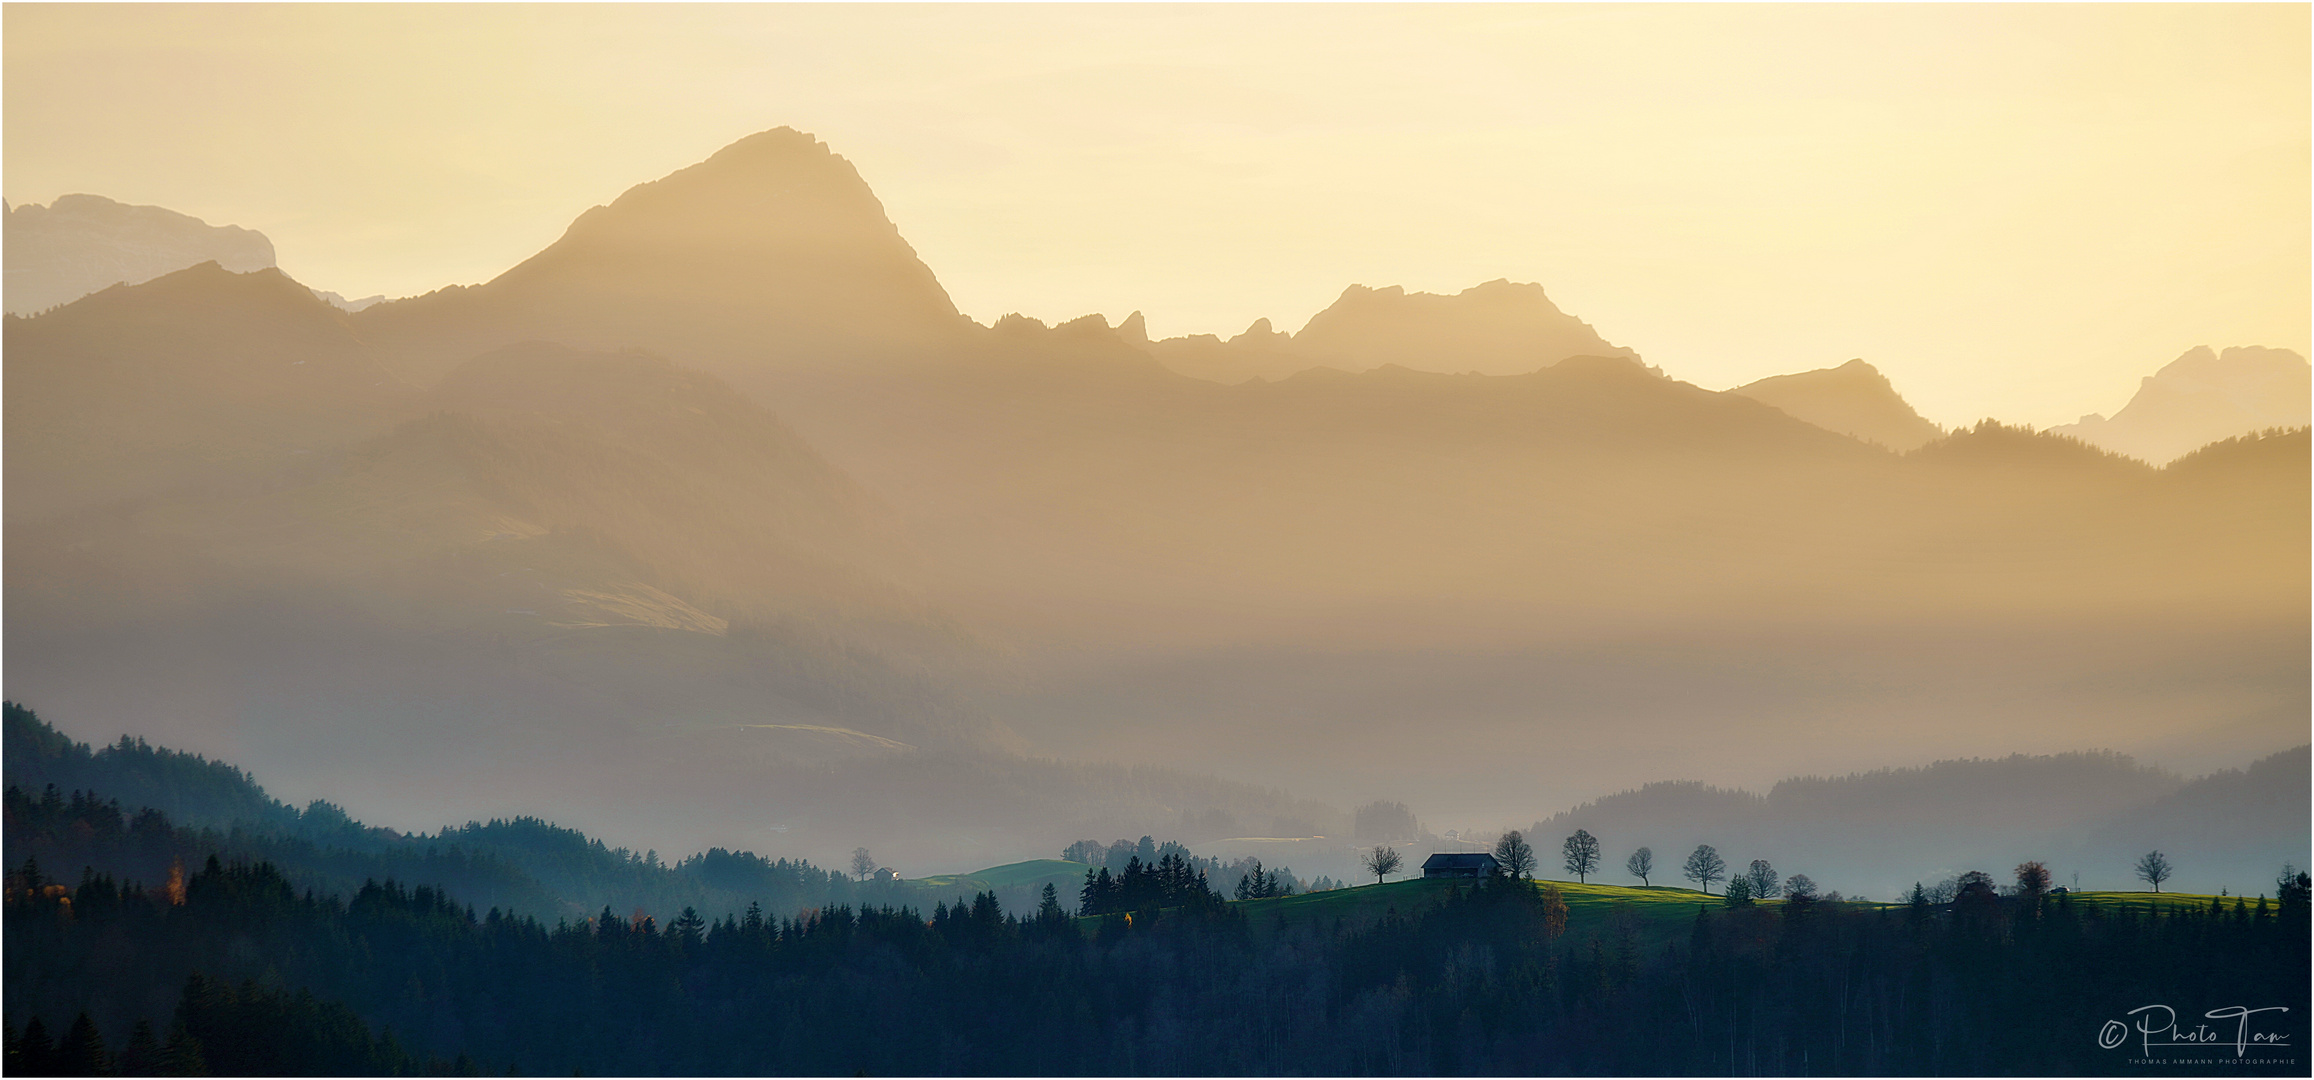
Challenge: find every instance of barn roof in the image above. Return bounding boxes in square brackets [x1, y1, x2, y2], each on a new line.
[1421, 852, 1501, 870]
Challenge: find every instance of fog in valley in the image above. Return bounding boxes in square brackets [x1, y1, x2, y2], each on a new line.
[6, 124, 2306, 900]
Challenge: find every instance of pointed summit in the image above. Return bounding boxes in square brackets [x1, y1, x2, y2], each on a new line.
[1730, 358, 1943, 451]
[355, 127, 969, 383]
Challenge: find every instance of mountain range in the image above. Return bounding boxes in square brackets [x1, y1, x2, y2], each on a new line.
[4, 127, 2304, 876]
[5, 194, 275, 316]
[1136, 279, 1640, 384]
[2051, 345, 2312, 465]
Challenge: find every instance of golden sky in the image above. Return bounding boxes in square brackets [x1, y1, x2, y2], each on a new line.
[6, 4, 2306, 427]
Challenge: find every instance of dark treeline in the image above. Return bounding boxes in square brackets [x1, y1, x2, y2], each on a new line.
[1076, 850, 1226, 916]
[1064, 836, 1326, 899]
[8, 825, 2307, 1075]
[2, 704, 868, 923]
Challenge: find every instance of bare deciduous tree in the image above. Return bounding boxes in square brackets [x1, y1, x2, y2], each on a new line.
[1626, 847, 1653, 887]
[1683, 845, 1726, 894]
[1494, 830, 1536, 880]
[1562, 830, 1600, 883]
[1364, 846, 1402, 886]
[1744, 860, 1780, 899]
[851, 847, 876, 882]
[2134, 851, 2172, 893]
[1782, 874, 1819, 902]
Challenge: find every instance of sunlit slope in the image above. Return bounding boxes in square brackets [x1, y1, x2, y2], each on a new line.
[352, 127, 971, 384]
[302, 127, 2308, 643]
[1731, 358, 1944, 452]
[902, 859, 1092, 915]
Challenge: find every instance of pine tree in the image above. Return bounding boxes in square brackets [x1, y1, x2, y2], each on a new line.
[669, 906, 706, 947]
[14, 1017, 55, 1077]
[159, 1020, 207, 1076]
[57, 1012, 108, 1077]
[116, 1020, 162, 1077]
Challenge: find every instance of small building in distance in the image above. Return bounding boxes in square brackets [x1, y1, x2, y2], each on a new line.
[1422, 853, 1501, 879]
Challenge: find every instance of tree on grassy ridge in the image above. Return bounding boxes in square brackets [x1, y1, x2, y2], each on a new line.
[1364, 846, 1402, 885]
[1683, 845, 1726, 894]
[2134, 851, 2172, 893]
[1562, 830, 1600, 884]
[1626, 847, 1652, 887]
[1743, 860, 1779, 899]
[1782, 874, 1818, 903]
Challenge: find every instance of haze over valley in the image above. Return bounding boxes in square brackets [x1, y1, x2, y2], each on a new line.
[5, 126, 2305, 900]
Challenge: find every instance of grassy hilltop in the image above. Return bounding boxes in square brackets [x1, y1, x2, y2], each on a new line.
[1222, 875, 2239, 951]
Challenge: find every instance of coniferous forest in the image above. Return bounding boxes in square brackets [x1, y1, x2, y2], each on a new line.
[6, 706, 2308, 1076]
[7, 14, 2311, 1076]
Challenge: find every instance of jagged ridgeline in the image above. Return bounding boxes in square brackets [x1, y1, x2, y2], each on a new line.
[4, 124, 2306, 874]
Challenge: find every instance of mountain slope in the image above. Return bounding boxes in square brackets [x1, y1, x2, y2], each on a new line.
[3, 262, 414, 521]
[353, 127, 971, 384]
[1730, 358, 1943, 451]
[4, 194, 276, 315]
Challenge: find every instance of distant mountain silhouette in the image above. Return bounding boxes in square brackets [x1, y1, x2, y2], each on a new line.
[1731, 358, 1943, 451]
[311, 288, 387, 313]
[354, 127, 972, 384]
[7, 127, 2303, 871]
[2050, 346, 2311, 465]
[4, 262, 412, 520]
[1142, 279, 1636, 383]
[1529, 748, 2308, 897]
[2077, 745, 2312, 882]
[4, 194, 276, 315]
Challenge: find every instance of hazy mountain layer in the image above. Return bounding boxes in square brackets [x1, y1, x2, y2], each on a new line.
[2050, 345, 2311, 464]
[3, 263, 414, 521]
[1522, 746, 2308, 899]
[3, 194, 276, 316]
[1730, 358, 1943, 451]
[352, 127, 973, 386]
[1142, 279, 1636, 383]
[6, 127, 2304, 870]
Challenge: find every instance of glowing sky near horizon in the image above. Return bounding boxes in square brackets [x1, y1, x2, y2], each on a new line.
[5, 4, 2306, 427]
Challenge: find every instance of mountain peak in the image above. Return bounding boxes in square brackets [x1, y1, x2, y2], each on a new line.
[1730, 359, 1942, 452]
[354, 127, 968, 382]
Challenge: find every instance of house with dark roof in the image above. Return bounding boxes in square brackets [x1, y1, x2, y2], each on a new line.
[1421, 852, 1501, 879]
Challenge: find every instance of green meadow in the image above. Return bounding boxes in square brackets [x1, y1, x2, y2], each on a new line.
[902, 858, 1091, 910]
[1236, 877, 1721, 949]
[1222, 877, 2234, 949]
